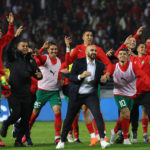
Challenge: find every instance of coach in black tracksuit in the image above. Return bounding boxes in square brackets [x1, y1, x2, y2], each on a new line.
[0, 39, 42, 147]
[57, 45, 110, 149]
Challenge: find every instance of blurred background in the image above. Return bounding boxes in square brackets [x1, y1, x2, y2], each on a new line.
[0, 0, 150, 62]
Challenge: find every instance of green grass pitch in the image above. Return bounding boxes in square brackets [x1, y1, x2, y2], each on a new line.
[0, 121, 150, 150]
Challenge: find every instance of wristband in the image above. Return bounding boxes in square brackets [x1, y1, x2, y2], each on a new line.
[66, 47, 70, 52]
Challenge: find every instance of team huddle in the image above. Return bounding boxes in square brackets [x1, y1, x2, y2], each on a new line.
[0, 12, 150, 149]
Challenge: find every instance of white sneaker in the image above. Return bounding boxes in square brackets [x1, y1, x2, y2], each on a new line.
[67, 134, 74, 143]
[131, 131, 137, 143]
[143, 133, 149, 142]
[110, 129, 116, 144]
[123, 139, 131, 145]
[100, 140, 110, 149]
[56, 141, 64, 149]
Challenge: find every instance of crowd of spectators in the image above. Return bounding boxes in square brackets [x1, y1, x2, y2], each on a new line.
[0, 0, 150, 61]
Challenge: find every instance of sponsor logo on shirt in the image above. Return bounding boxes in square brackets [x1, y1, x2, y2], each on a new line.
[30, 59, 33, 63]
[50, 70, 56, 76]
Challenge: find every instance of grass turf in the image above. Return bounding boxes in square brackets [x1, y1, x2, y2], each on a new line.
[0, 121, 150, 150]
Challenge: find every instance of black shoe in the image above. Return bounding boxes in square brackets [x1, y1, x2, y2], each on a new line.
[27, 138, 33, 146]
[0, 123, 8, 137]
[74, 139, 82, 143]
[115, 134, 124, 144]
[14, 141, 25, 147]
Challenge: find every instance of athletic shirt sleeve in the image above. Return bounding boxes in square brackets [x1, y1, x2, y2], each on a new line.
[37, 55, 47, 66]
[39, 48, 45, 54]
[58, 62, 68, 80]
[132, 62, 145, 78]
[65, 46, 79, 65]
[96, 46, 113, 74]
[0, 24, 15, 48]
[133, 62, 150, 93]
[147, 43, 150, 55]
[133, 34, 139, 40]
[114, 43, 128, 58]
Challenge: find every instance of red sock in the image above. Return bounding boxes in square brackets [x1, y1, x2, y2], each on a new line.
[121, 118, 130, 139]
[114, 118, 121, 133]
[86, 122, 94, 134]
[72, 115, 79, 139]
[54, 113, 62, 137]
[142, 118, 149, 134]
[93, 118, 99, 135]
[29, 113, 37, 130]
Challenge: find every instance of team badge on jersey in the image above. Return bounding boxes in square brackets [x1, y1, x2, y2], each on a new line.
[30, 59, 33, 63]
[149, 60, 150, 64]
[141, 60, 145, 64]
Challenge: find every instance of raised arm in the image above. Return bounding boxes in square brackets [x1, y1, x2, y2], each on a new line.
[114, 36, 130, 57]
[96, 46, 113, 77]
[64, 36, 75, 65]
[34, 48, 47, 65]
[133, 26, 144, 40]
[0, 12, 15, 48]
[39, 41, 50, 54]
[6, 26, 23, 62]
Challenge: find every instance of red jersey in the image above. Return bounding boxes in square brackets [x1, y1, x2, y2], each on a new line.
[58, 62, 69, 85]
[147, 43, 150, 55]
[130, 55, 150, 94]
[65, 44, 113, 74]
[114, 34, 139, 58]
[0, 24, 14, 70]
[30, 77, 38, 95]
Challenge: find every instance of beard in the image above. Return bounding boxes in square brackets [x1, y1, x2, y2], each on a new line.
[88, 53, 96, 60]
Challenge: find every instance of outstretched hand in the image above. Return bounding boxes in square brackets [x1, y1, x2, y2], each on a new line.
[64, 36, 72, 48]
[34, 48, 40, 56]
[124, 35, 132, 46]
[106, 48, 115, 57]
[80, 71, 91, 79]
[61, 68, 69, 74]
[15, 26, 23, 37]
[35, 70, 42, 79]
[6, 12, 14, 24]
[42, 41, 50, 49]
[136, 26, 144, 36]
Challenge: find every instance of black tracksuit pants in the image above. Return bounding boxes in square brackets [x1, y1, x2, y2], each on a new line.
[4, 94, 32, 142]
[130, 91, 150, 132]
[61, 92, 104, 142]
[14, 94, 36, 139]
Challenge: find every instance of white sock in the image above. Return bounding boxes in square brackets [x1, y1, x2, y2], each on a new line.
[96, 134, 100, 140]
[55, 136, 60, 140]
[90, 133, 96, 138]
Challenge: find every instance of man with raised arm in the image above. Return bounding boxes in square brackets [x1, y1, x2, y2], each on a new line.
[0, 12, 14, 147]
[64, 30, 112, 145]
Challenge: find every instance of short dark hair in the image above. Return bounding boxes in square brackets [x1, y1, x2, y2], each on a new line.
[82, 28, 93, 36]
[16, 39, 29, 47]
[49, 41, 57, 46]
[137, 42, 147, 49]
[17, 39, 28, 44]
[47, 41, 57, 49]
[118, 48, 128, 53]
